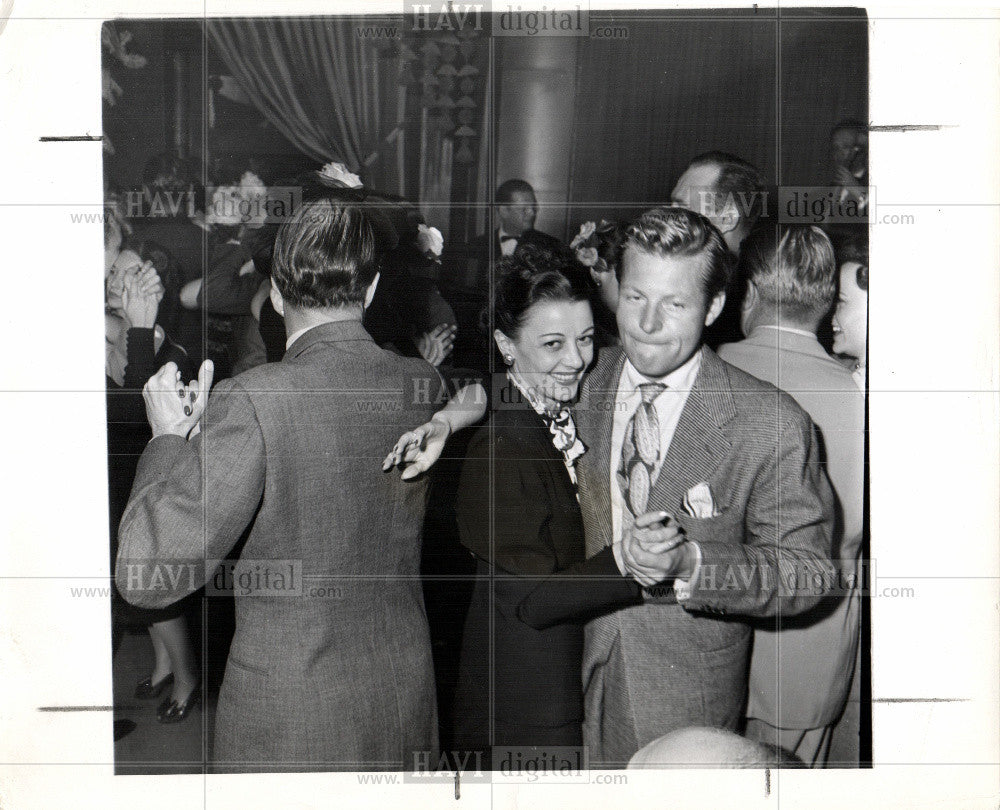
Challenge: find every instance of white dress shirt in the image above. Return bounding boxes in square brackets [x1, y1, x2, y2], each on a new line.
[285, 324, 315, 350]
[608, 349, 704, 594]
[498, 228, 518, 256]
[609, 348, 702, 546]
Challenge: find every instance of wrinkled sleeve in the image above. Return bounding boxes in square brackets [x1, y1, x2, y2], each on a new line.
[115, 379, 266, 608]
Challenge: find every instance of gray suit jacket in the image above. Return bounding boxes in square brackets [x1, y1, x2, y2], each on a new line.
[720, 327, 865, 729]
[116, 320, 442, 772]
[575, 346, 835, 766]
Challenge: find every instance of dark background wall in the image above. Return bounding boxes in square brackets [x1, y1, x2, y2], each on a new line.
[105, 10, 867, 229]
[103, 20, 312, 190]
[496, 8, 868, 239]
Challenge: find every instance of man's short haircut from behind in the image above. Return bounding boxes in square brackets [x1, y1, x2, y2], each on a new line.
[496, 178, 535, 205]
[688, 151, 765, 231]
[272, 196, 380, 309]
[741, 225, 837, 322]
[624, 206, 734, 303]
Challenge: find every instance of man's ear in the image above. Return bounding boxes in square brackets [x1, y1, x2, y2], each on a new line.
[704, 290, 726, 327]
[715, 202, 740, 235]
[363, 272, 381, 310]
[269, 278, 285, 318]
[742, 280, 758, 313]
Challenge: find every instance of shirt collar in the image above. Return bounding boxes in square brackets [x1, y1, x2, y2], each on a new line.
[622, 345, 703, 394]
[285, 324, 315, 350]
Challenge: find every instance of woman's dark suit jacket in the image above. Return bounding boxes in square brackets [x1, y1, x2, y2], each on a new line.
[452, 394, 640, 750]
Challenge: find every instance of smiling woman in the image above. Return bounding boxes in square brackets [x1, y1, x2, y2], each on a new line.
[450, 252, 642, 754]
[492, 260, 595, 407]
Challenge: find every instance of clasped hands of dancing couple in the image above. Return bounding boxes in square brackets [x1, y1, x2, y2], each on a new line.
[151, 357, 692, 592]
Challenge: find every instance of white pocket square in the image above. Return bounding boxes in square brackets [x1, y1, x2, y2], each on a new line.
[682, 482, 720, 519]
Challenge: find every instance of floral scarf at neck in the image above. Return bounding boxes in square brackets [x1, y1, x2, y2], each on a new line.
[507, 372, 587, 477]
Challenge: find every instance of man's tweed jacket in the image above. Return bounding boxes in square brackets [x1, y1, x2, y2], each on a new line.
[116, 320, 441, 772]
[574, 345, 835, 767]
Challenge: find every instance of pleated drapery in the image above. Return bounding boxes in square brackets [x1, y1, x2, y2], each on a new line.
[207, 18, 402, 190]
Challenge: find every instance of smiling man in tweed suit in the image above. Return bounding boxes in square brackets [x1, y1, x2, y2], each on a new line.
[573, 207, 836, 767]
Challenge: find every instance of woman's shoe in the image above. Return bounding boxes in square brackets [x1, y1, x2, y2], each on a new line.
[156, 684, 201, 724]
[134, 673, 173, 700]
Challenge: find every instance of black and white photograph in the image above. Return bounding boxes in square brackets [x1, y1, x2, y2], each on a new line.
[1, 0, 998, 807]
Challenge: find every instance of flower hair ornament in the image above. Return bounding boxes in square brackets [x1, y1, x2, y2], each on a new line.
[570, 219, 614, 273]
[416, 224, 445, 262]
[318, 161, 364, 189]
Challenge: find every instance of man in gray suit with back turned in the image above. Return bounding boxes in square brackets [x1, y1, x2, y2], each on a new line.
[573, 207, 836, 767]
[719, 225, 865, 766]
[116, 195, 446, 772]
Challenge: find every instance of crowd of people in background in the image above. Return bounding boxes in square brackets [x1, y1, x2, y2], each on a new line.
[105, 123, 868, 771]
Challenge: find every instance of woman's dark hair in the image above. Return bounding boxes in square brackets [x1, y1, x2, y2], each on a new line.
[272, 195, 381, 309]
[836, 229, 869, 292]
[493, 251, 591, 339]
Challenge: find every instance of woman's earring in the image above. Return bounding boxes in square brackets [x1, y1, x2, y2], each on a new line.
[503, 354, 514, 366]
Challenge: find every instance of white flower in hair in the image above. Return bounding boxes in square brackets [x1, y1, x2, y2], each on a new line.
[319, 161, 363, 189]
[570, 221, 596, 249]
[239, 171, 267, 198]
[416, 224, 444, 259]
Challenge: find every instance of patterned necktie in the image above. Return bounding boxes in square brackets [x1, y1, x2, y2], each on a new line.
[618, 382, 666, 519]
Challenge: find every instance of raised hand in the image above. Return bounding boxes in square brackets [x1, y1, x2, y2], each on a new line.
[143, 360, 214, 439]
[416, 323, 457, 367]
[382, 415, 452, 481]
[134, 260, 165, 303]
[121, 267, 161, 329]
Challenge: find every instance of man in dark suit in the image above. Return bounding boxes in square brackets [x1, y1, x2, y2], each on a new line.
[670, 151, 765, 348]
[444, 179, 562, 370]
[467, 178, 561, 269]
[573, 206, 835, 767]
[116, 195, 448, 772]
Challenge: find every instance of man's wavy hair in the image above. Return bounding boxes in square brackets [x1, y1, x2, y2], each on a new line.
[271, 196, 380, 309]
[740, 225, 837, 321]
[624, 206, 734, 303]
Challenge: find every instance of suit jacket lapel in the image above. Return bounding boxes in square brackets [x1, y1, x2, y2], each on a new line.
[578, 348, 625, 555]
[648, 347, 737, 515]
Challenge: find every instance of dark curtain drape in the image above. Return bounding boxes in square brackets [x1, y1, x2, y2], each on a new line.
[207, 18, 404, 192]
